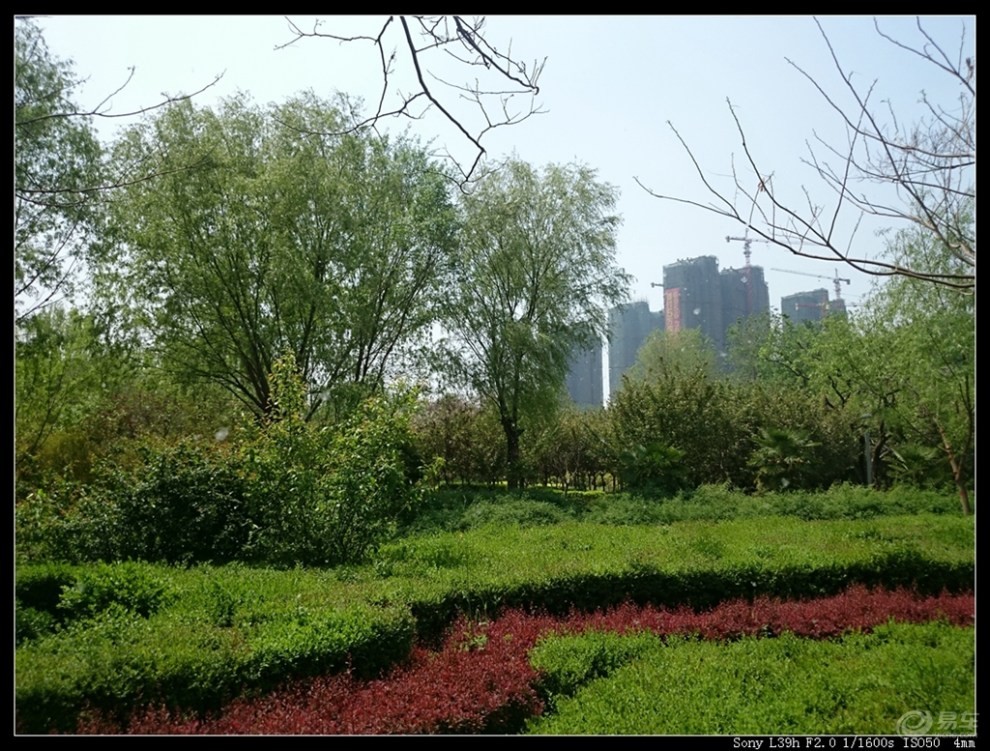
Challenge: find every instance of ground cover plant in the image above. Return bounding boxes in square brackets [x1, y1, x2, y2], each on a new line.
[399, 484, 963, 536]
[70, 585, 974, 734]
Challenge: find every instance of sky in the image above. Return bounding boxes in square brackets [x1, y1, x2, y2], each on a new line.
[31, 14, 975, 315]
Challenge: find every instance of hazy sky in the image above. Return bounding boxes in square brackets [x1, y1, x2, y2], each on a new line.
[32, 14, 974, 312]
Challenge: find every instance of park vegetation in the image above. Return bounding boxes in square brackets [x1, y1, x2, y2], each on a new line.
[15, 17, 974, 735]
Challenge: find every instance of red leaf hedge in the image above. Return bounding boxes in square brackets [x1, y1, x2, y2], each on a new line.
[77, 585, 974, 735]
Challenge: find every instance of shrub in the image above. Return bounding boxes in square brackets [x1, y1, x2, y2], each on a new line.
[617, 441, 690, 497]
[16, 604, 58, 646]
[240, 363, 426, 567]
[459, 499, 574, 530]
[15, 562, 78, 615]
[16, 354, 429, 568]
[97, 443, 252, 565]
[57, 562, 176, 620]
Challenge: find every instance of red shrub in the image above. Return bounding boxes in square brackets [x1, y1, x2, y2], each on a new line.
[77, 586, 973, 735]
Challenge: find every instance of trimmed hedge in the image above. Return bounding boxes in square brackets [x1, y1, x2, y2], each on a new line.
[16, 514, 974, 733]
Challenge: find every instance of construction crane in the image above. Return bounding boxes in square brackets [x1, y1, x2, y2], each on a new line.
[726, 235, 774, 316]
[725, 235, 773, 269]
[771, 267, 851, 301]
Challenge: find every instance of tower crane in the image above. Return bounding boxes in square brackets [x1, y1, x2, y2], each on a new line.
[770, 267, 851, 301]
[726, 235, 773, 316]
[725, 235, 773, 269]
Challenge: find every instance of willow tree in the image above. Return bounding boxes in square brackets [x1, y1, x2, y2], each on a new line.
[444, 160, 630, 489]
[15, 18, 102, 323]
[100, 92, 457, 419]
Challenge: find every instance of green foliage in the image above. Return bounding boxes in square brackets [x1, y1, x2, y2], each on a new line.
[617, 441, 689, 496]
[15, 562, 78, 614]
[526, 623, 974, 735]
[242, 357, 426, 566]
[56, 562, 176, 621]
[529, 630, 660, 707]
[861, 218, 975, 511]
[102, 92, 456, 420]
[527, 406, 616, 491]
[95, 442, 252, 565]
[610, 365, 749, 488]
[15, 18, 103, 321]
[626, 328, 718, 382]
[412, 394, 508, 486]
[610, 353, 860, 492]
[443, 159, 630, 488]
[17, 355, 427, 568]
[16, 584, 416, 734]
[16, 309, 111, 493]
[459, 499, 575, 529]
[15, 509, 973, 732]
[749, 427, 821, 492]
[16, 604, 58, 646]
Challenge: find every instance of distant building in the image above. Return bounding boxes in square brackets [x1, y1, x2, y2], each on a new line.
[828, 298, 848, 317]
[720, 264, 770, 341]
[781, 289, 830, 324]
[565, 339, 603, 409]
[607, 301, 663, 398]
[662, 255, 724, 351]
[659, 255, 770, 368]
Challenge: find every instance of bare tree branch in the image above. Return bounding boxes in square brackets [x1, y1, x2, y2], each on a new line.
[277, 15, 546, 184]
[642, 16, 974, 292]
[15, 71, 225, 127]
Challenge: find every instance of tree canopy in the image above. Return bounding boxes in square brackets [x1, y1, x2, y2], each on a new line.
[15, 18, 103, 323]
[100, 92, 457, 419]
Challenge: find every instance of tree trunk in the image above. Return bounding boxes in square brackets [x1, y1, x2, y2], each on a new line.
[502, 416, 524, 490]
[946, 451, 971, 516]
[934, 418, 972, 516]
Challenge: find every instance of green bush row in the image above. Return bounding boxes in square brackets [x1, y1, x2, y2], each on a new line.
[16, 514, 974, 733]
[16, 595, 415, 734]
[527, 622, 976, 735]
[377, 514, 973, 636]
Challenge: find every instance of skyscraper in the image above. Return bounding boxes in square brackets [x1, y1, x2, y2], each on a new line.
[607, 301, 663, 398]
[662, 255, 723, 350]
[720, 264, 770, 341]
[565, 339, 604, 409]
[661, 255, 770, 365]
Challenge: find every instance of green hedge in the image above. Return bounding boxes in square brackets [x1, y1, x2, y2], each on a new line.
[16, 514, 974, 733]
[527, 622, 975, 735]
[16, 566, 416, 733]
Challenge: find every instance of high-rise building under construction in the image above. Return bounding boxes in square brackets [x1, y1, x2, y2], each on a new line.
[781, 288, 830, 323]
[663, 255, 770, 356]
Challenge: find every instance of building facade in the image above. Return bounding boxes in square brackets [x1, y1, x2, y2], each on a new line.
[781, 288, 830, 324]
[607, 300, 663, 398]
[565, 339, 604, 409]
[660, 255, 771, 364]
